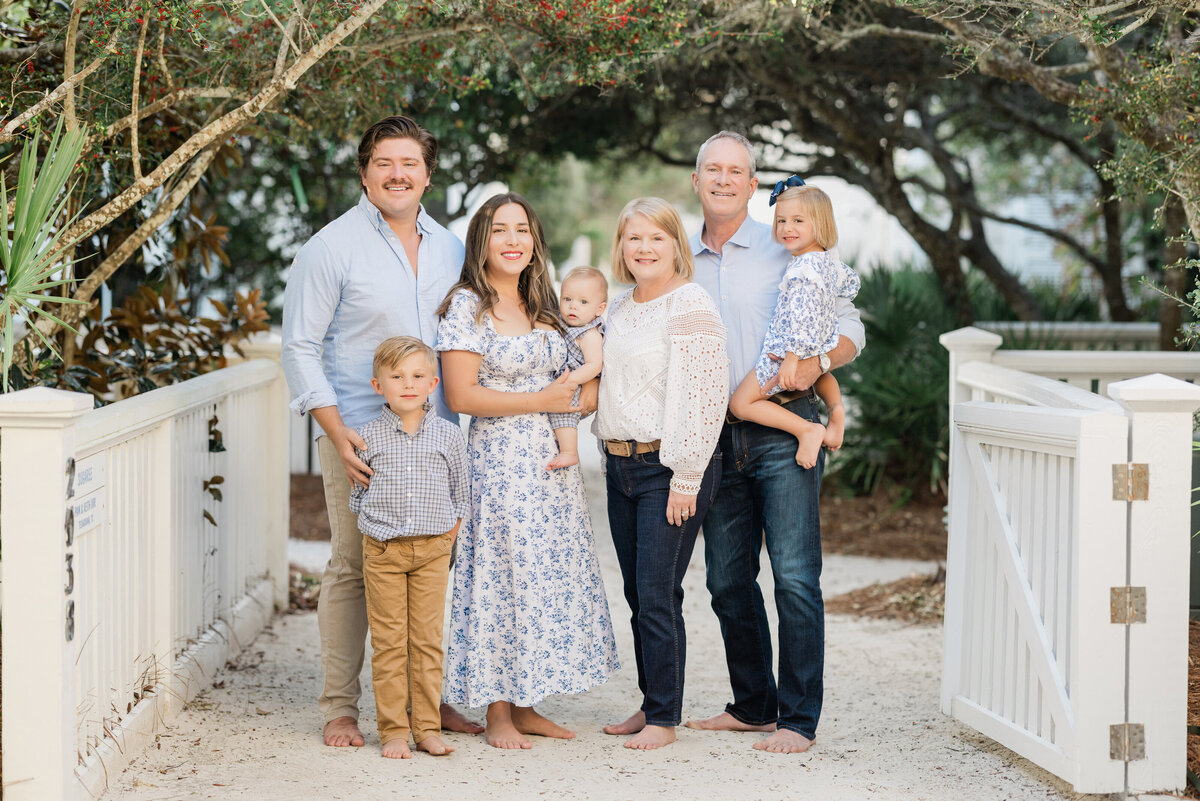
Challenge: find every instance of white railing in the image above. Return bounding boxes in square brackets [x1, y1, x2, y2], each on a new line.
[0, 360, 289, 801]
[940, 327, 1200, 794]
[976, 320, 1161, 351]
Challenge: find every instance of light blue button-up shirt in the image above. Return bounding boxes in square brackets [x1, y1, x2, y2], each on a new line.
[692, 216, 866, 396]
[281, 194, 465, 432]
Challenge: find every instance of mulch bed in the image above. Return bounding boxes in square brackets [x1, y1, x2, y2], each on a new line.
[290, 474, 331, 541]
[820, 486, 947, 562]
[824, 569, 946, 625]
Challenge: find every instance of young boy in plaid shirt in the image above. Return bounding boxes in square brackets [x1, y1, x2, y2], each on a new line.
[350, 336, 468, 759]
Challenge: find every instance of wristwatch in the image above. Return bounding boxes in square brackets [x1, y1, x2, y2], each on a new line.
[818, 352, 831, 374]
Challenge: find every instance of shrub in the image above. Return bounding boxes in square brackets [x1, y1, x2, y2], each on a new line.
[832, 266, 955, 498]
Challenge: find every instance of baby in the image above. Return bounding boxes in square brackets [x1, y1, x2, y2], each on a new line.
[547, 266, 607, 470]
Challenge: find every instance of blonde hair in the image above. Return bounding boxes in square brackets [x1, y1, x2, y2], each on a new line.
[436, 193, 562, 333]
[610, 197, 694, 286]
[773, 185, 838, 250]
[373, 335, 436, 377]
[560, 266, 609, 301]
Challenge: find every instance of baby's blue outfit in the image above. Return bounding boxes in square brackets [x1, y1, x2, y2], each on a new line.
[562, 315, 605, 371]
[559, 314, 605, 426]
[754, 250, 860, 396]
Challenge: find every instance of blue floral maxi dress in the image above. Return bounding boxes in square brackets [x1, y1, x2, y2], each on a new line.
[436, 289, 619, 707]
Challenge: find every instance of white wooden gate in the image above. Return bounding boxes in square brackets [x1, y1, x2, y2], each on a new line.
[941, 328, 1200, 794]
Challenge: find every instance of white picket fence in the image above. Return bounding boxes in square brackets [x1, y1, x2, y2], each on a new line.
[941, 327, 1200, 794]
[0, 359, 289, 801]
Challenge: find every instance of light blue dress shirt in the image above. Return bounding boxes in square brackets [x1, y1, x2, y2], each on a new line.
[691, 216, 866, 397]
[281, 193, 465, 432]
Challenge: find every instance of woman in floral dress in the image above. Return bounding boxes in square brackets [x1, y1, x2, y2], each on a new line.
[435, 193, 619, 749]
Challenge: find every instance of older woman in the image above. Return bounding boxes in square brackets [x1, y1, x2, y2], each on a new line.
[595, 197, 729, 749]
[436, 193, 619, 749]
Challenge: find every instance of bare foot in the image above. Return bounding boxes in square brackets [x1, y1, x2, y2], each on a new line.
[440, 702, 484, 734]
[753, 729, 814, 753]
[684, 712, 776, 732]
[323, 716, 365, 747]
[602, 709, 645, 736]
[485, 703, 532, 750]
[795, 423, 826, 468]
[546, 452, 579, 470]
[823, 404, 845, 450]
[625, 724, 676, 750]
[511, 706, 576, 739]
[381, 738, 412, 759]
[416, 734, 455, 756]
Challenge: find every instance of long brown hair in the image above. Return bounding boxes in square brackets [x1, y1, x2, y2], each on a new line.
[437, 193, 562, 333]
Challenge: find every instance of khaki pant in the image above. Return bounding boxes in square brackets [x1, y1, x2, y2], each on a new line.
[316, 435, 369, 724]
[362, 533, 453, 744]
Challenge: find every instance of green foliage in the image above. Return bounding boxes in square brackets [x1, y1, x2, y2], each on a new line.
[834, 266, 956, 497]
[965, 269, 1105, 324]
[0, 119, 87, 390]
[10, 283, 270, 402]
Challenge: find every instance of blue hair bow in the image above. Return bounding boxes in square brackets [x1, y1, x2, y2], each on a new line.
[769, 174, 806, 206]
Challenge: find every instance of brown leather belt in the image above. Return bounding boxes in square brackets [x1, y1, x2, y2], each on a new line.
[725, 388, 817, 424]
[604, 439, 662, 457]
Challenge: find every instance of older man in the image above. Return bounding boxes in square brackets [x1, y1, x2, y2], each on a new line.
[282, 115, 478, 747]
[685, 131, 866, 753]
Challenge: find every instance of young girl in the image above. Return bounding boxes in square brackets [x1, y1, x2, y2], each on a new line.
[728, 180, 860, 468]
[546, 266, 608, 470]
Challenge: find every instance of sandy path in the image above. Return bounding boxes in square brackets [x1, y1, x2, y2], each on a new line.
[104, 434, 1109, 801]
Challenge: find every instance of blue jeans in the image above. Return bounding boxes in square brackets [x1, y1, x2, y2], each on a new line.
[702, 395, 824, 740]
[606, 449, 722, 727]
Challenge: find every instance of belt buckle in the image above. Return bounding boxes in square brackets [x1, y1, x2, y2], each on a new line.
[607, 440, 632, 457]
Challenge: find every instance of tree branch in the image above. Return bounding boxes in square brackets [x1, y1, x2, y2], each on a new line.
[0, 26, 122, 142]
[40, 0, 393, 292]
[62, 0, 83, 129]
[0, 41, 66, 65]
[34, 145, 224, 340]
[130, 15, 149, 180]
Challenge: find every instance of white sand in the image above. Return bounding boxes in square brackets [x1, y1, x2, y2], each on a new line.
[104, 434, 1117, 801]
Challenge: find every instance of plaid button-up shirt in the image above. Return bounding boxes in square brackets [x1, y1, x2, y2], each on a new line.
[349, 405, 469, 541]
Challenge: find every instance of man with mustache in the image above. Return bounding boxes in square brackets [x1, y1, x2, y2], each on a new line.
[282, 115, 479, 747]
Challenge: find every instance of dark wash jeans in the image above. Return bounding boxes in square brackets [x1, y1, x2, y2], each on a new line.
[606, 448, 722, 727]
[702, 395, 825, 741]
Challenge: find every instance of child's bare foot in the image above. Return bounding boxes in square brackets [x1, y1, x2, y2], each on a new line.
[795, 423, 826, 468]
[546, 451, 579, 471]
[416, 734, 455, 756]
[603, 709, 645, 735]
[511, 706, 576, 739]
[625, 724, 676, 750]
[440, 703, 484, 734]
[753, 729, 814, 753]
[684, 711, 776, 732]
[485, 704, 532, 750]
[323, 716, 365, 747]
[823, 420, 845, 450]
[381, 738, 412, 759]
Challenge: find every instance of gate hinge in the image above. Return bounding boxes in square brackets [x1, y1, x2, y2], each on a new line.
[1112, 463, 1149, 501]
[1110, 723, 1146, 761]
[1110, 586, 1147, 624]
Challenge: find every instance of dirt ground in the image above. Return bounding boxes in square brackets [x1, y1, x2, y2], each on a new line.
[292, 474, 951, 561]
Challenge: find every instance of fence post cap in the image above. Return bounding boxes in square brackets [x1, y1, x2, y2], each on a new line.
[0, 387, 92, 425]
[940, 326, 1003, 351]
[1108, 373, 1200, 413]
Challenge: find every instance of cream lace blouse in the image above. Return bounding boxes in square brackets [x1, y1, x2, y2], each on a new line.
[594, 282, 729, 494]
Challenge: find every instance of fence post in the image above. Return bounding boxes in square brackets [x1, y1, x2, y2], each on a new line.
[0, 388, 93, 801]
[1108, 373, 1200, 793]
[940, 327, 1002, 471]
[237, 335, 290, 610]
